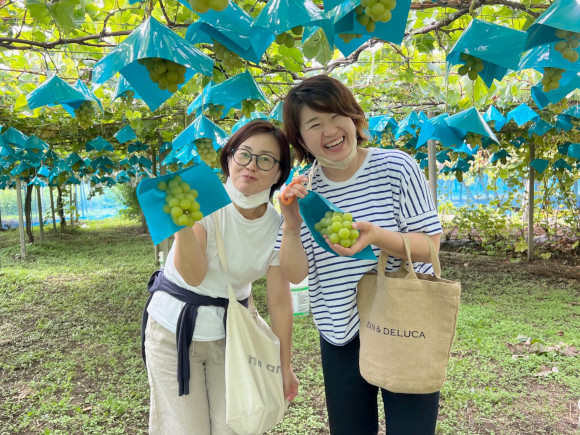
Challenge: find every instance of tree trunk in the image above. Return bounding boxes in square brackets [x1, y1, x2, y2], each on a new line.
[49, 187, 57, 233]
[57, 185, 66, 228]
[37, 186, 45, 242]
[15, 179, 26, 259]
[25, 183, 34, 243]
[527, 143, 535, 261]
[427, 138, 438, 210]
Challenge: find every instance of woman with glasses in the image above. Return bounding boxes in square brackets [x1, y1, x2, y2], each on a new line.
[278, 76, 441, 435]
[143, 120, 298, 434]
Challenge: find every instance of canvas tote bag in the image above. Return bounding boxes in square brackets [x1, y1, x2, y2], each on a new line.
[357, 233, 461, 394]
[213, 216, 287, 435]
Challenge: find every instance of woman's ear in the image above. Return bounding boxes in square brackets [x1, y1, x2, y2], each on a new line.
[272, 171, 281, 185]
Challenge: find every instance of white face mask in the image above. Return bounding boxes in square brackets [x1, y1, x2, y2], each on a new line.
[313, 136, 359, 170]
[224, 177, 271, 209]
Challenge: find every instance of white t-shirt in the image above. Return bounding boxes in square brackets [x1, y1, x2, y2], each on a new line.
[147, 202, 281, 341]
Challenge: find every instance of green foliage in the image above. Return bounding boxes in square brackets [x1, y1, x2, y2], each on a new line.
[1, 222, 579, 434]
[112, 184, 141, 221]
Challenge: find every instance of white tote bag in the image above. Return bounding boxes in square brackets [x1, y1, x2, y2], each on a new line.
[214, 217, 287, 435]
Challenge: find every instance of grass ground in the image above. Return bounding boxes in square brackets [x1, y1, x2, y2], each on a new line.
[0, 218, 579, 434]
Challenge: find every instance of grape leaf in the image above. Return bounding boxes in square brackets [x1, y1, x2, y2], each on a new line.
[302, 29, 332, 66]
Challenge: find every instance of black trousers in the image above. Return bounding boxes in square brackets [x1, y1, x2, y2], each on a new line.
[319, 334, 440, 435]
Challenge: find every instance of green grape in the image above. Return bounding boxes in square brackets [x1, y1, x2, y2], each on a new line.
[206, 103, 225, 120]
[138, 57, 186, 93]
[338, 33, 362, 44]
[213, 40, 244, 70]
[188, 0, 228, 14]
[541, 67, 565, 92]
[74, 101, 94, 129]
[354, 0, 397, 35]
[553, 29, 580, 63]
[547, 98, 567, 114]
[314, 211, 360, 247]
[194, 138, 219, 168]
[159, 176, 203, 226]
[458, 53, 484, 81]
[455, 171, 463, 183]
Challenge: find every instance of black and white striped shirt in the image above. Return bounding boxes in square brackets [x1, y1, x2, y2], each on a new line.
[275, 148, 442, 345]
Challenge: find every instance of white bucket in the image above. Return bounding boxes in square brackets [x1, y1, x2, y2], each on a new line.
[290, 278, 309, 316]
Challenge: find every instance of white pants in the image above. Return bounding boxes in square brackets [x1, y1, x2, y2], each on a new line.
[145, 318, 236, 435]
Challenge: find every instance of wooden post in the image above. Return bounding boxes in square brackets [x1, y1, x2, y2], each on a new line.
[49, 186, 57, 234]
[36, 185, 45, 242]
[427, 138, 438, 210]
[527, 142, 535, 261]
[15, 179, 26, 259]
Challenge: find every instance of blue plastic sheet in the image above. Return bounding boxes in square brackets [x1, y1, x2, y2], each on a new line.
[268, 101, 284, 122]
[113, 76, 142, 102]
[128, 141, 149, 153]
[506, 103, 539, 127]
[555, 115, 574, 132]
[26, 76, 86, 111]
[254, 0, 335, 48]
[91, 17, 214, 112]
[24, 135, 49, 151]
[368, 114, 398, 134]
[567, 143, 580, 159]
[482, 105, 506, 131]
[445, 107, 499, 144]
[10, 161, 37, 177]
[86, 136, 114, 152]
[297, 189, 376, 260]
[519, 41, 580, 73]
[530, 159, 550, 174]
[187, 71, 268, 117]
[563, 105, 580, 119]
[525, 0, 580, 50]
[416, 113, 464, 149]
[330, 0, 411, 50]
[552, 158, 573, 171]
[115, 125, 138, 144]
[490, 149, 510, 164]
[232, 113, 269, 133]
[531, 71, 580, 110]
[172, 114, 230, 152]
[447, 19, 527, 88]
[90, 156, 115, 172]
[1, 127, 28, 148]
[395, 111, 421, 139]
[136, 163, 231, 245]
[528, 119, 555, 138]
[184, 2, 274, 65]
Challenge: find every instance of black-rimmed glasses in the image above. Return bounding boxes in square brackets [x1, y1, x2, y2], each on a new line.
[230, 148, 280, 171]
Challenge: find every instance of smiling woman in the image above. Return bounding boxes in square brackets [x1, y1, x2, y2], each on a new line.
[142, 120, 298, 434]
[277, 75, 443, 435]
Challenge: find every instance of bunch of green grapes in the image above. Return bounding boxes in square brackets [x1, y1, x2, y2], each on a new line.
[554, 29, 580, 63]
[548, 98, 568, 114]
[570, 117, 580, 129]
[119, 90, 135, 106]
[338, 33, 362, 43]
[240, 99, 259, 118]
[158, 175, 203, 227]
[314, 211, 360, 248]
[457, 53, 485, 81]
[275, 26, 302, 48]
[206, 103, 225, 119]
[464, 132, 482, 146]
[541, 67, 565, 92]
[194, 138, 219, 168]
[138, 58, 186, 93]
[74, 101, 94, 129]
[213, 41, 244, 70]
[454, 170, 464, 182]
[188, 0, 228, 14]
[354, 0, 396, 34]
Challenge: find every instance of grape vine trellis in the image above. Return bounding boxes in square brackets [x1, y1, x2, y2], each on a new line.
[0, 0, 578, 263]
